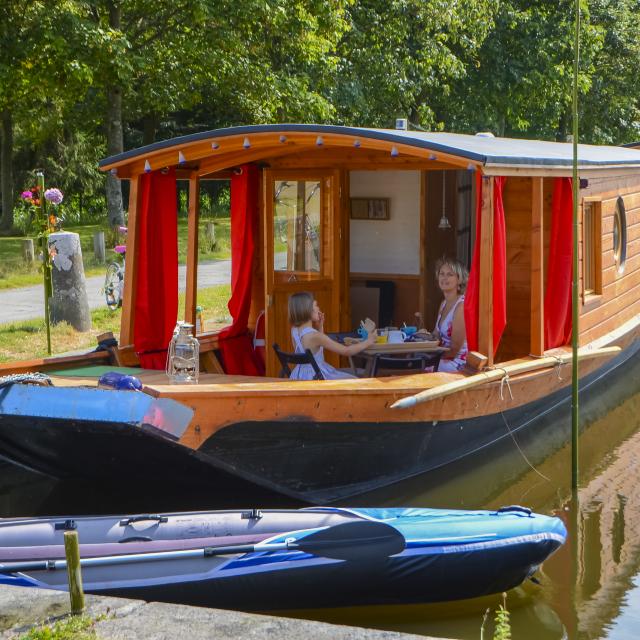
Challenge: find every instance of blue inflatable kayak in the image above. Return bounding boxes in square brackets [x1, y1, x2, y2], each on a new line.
[0, 506, 566, 609]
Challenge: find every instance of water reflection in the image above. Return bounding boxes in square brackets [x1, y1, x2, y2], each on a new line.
[2, 360, 640, 638]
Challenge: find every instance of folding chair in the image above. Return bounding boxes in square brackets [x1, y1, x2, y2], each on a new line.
[272, 343, 325, 380]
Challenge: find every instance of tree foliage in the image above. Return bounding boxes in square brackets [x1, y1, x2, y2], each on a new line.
[2, 0, 640, 234]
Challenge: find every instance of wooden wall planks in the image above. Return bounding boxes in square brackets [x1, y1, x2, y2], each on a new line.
[578, 175, 640, 344]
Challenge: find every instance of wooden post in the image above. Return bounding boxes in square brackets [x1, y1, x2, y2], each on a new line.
[531, 177, 545, 356]
[63, 531, 85, 614]
[119, 175, 140, 347]
[185, 173, 200, 328]
[93, 231, 106, 263]
[204, 220, 216, 251]
[478, 175, 495, 365]
[22, 238, 34, 263]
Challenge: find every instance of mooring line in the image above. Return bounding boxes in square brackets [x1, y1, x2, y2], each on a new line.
[500, 411, 550, 482]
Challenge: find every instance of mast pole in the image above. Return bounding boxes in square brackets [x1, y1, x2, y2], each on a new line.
[571, 0, 581, 489]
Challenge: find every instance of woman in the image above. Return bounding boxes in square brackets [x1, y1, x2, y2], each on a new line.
[288, 291, 376, 380]
[432, 258, 468, 372]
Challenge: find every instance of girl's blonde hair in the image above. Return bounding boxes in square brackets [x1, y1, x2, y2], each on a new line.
[288, 291, 315, 326]
[435, 257, 469, 294]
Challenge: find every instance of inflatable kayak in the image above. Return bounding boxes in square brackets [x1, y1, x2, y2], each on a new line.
[0, 506, 566, 610]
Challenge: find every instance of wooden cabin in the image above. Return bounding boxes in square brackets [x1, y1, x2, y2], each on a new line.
[98, 125, 640, 376]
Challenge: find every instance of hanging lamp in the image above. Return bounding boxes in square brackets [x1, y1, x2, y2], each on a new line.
[438, 172, 452, 230]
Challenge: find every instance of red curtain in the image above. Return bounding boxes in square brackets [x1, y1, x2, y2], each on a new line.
[464, 174, 507, 356]
[133, 168, 178, 369]
[544, 178, 573, 349]
[218, 164, 264, 375]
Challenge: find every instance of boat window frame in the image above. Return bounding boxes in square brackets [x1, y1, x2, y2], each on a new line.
[613, 196, 627, 274]
[581, 197, 603, 310]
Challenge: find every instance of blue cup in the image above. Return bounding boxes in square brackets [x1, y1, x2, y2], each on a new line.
[403, 326, 418, 336]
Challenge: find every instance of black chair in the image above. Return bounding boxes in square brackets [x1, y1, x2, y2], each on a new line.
[272, 343, 325, 380]
[370, 352, 441, 377]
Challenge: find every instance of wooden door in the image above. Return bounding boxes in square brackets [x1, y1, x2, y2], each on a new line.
[264, 169, 341, 376]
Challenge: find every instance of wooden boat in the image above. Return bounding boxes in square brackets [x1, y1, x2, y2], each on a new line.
[0, 506, 566, 610]
[1, 124, 640, 502]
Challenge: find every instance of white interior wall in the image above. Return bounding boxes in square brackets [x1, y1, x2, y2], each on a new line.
[349, 171, 421, 274]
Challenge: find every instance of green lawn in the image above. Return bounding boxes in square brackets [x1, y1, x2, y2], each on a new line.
[0, 217, 231, 290]
[0, 284, 231, 362]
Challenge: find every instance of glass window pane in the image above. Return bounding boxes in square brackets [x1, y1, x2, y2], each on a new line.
[274, 180, 321, 273]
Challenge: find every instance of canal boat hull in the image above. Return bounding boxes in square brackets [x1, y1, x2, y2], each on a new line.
[0, 507, 566, 610]
[0, 336, 636, 503]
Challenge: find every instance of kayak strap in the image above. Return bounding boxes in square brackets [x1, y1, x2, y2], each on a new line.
[0, 373, 52, 389]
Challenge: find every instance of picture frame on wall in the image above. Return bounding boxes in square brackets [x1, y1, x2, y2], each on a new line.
[350, 197, 390, 220]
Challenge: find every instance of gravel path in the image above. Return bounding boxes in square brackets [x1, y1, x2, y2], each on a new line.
[0, 260, 231, 324]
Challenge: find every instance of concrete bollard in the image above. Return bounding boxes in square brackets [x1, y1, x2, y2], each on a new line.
[48, 232, 92, 331]
[93, 231, 106, 263]
[22, 239, 34, 264]
[64, 531, 85, 614]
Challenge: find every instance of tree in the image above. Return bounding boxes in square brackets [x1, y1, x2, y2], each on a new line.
[332, 0, 497, 129]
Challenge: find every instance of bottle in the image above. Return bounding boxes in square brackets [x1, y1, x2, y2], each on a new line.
[195, 305, 204, 334]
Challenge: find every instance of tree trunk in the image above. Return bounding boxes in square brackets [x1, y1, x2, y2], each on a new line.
[0, 109, 14, 233]
[105, 1, 124, 228]
[142, 113, 158, 145]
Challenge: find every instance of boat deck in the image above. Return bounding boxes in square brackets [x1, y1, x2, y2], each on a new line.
[46, 364, 463, 397]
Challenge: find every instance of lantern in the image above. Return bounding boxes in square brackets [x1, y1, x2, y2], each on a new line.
[166, 322, 200, 384]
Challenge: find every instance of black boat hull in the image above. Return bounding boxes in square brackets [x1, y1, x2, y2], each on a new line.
[0, 341, 637, 504]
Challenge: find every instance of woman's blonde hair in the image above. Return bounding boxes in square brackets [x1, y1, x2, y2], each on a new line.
[435, 257, 469, 294]
[288, 291, 315, 326]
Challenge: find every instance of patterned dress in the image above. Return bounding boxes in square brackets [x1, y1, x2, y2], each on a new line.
[290, 327, 355, 380]
[435, 295, 468, 372]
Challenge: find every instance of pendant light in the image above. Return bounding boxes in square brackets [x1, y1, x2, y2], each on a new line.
[438, 172, 452, 230]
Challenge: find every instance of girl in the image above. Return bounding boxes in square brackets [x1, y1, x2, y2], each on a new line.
[288, 292, 376, 380]
[433, 258, 468, 372]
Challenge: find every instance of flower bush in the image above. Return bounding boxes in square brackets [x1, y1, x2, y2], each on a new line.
[18, 183, 64, 233]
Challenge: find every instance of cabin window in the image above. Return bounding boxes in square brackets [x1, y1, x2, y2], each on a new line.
[613, 196, 627, 273]
[582, 200, 602, 298]
[274, 180, 321, 274]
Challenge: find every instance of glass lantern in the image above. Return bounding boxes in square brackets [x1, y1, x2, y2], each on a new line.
[166, 321, 200, 384]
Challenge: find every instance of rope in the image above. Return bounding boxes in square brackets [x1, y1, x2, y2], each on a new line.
[527, 353, 566, 381]
[0, 373, 52, 389]
[500, 411, 550, 482]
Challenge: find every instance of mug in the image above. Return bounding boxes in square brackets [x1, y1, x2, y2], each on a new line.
[403, 326, 418, 336]
[357, 326, 368, 339]
[387, 330, 407, 344]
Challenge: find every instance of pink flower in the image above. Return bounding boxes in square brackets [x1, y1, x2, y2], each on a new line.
[21, 190, 33, 200]
[44, 188, 63, 205]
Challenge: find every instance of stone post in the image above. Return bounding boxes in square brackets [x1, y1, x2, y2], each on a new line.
[93, 231, 106, 263]
[48, 231, 92, 331]
[22, 239, 34, 263]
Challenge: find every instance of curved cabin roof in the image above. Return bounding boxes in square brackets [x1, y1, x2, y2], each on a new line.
[99, 124, 640, 179]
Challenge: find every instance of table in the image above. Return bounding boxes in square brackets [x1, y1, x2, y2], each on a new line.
[348, 340, 447, 377]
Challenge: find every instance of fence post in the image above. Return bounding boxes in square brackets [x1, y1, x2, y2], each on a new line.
[22, 239, 34, 264]
[64, 530, 85, 615]
[204, 221, 216, 251]
[93, 231, 106, 263]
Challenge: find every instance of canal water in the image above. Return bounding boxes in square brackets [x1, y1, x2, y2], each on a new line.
[2, 360, 640, 639]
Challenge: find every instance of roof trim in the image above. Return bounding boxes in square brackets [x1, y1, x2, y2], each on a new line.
[99, 124, 640, 172]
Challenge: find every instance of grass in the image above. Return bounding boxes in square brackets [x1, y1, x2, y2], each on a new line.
[18, 614, 103, 640]
[0, 284, 231, 363]
[0, 217, 231, 290]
